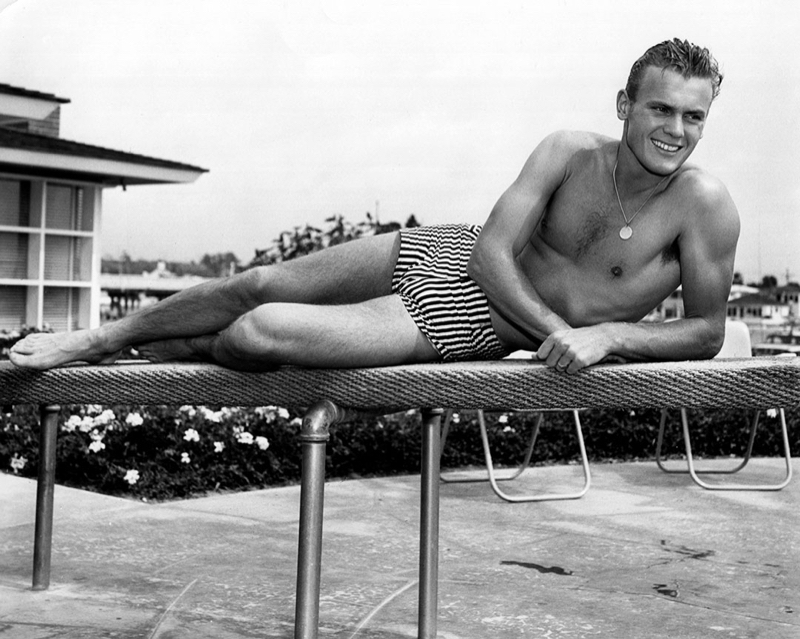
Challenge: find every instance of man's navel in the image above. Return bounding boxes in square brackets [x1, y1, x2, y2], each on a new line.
[611, 265, 623, 278]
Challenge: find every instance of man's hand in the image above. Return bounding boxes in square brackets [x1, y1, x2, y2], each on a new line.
[536, 325, 618, 374]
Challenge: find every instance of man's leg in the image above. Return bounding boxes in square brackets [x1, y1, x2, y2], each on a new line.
[137, 294, 441, 370]
[10, 232, 403, 369]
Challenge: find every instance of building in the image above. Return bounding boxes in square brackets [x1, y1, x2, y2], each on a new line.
[645, 284, 760, 323]
[100, 263, 212, 321]
[0, 83, 206, 332]
[774, 283, 800, 319]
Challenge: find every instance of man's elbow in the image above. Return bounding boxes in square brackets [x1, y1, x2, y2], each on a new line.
[698, 325, 725, 360]
[466, 249, 487, 287]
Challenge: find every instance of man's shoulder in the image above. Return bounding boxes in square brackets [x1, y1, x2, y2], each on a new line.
[543, 129, 614, 152]
[672, 164, 732, 209]
[673, 165, 739, 240]
[533, 131, 615, 172]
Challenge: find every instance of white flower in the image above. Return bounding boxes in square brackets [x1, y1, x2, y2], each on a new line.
[236, 431, 254, 445]
[126, 412, 144, 427]
[85, 404, 103, 416]
[89, 429, 104, 442]
[123, 469, 140, 485]
[93, 409, 116, 427]
[498, 414, 509, 424]
[9, 454, 27, 473]
[213, 441, 225, 453]
[290, 417, 303, 427]
[179, 405, 196, 418]
[183, 428, 200, 442]
[180, 452, 191, 464]
[79, 416, 94, 433]
[63, 415, 83, 433]
[200, 407, 222, 423]
[502, 425, 515, 433]
[255, 406, 277, 422]
[255, 436, 270, 450]
[88, 440, 106, 453]
[450, 412, 461, 424]
[277, 408, 290, 420]
[766, 408, 778, 419]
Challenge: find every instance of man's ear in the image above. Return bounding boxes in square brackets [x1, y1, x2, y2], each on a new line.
[616, 89, 631, 121]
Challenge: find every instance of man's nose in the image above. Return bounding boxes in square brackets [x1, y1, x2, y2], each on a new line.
[663, 115, 684, 138]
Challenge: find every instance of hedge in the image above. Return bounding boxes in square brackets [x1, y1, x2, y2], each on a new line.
[2, 403, 796, 501]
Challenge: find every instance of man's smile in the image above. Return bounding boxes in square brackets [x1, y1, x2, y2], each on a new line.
[651, 138, 681, 153]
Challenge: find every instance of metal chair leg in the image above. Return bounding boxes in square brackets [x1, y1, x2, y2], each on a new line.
[33, 404, 60, 591]
[478, 410, 591, 502]
[419, 408, 443, 639]
[656, 408, 792, 490]
[681, 408, 793, 491]
[440, 409, 542, 484]
[294, 400, 350, 639]
[656, 408, 756, 475]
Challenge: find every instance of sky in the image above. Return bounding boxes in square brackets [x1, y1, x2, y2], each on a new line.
[0, 0, 797, 283]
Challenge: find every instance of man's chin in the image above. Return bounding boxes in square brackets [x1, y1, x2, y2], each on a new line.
[644, 153, 689, 177]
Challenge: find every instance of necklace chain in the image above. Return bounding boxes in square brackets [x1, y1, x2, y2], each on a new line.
[612, 160, 669, 240]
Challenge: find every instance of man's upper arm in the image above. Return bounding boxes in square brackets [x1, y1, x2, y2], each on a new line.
[471, 131, 575, 264]
[466, 130, 581, 340]
[678, 174, 740, 327]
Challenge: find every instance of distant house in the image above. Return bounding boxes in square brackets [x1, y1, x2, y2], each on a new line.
[726, 293, 790, 323]
[100, 262, 212, 320]
[645, 284, 760, 322]
[774, 283, 800, 319]
[0, 83, 206, 332]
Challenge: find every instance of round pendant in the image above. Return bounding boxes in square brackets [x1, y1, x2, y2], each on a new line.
[619, 225, 633, 240]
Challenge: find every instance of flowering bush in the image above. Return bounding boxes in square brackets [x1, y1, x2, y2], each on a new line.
[0, 404, 308, 500]
[1, 404, 797, 501]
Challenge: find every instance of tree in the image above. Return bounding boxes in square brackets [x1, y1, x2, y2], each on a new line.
[246, 212, 419, 269]
[761, 274, 778, 289]
[199, 252, 241, 277]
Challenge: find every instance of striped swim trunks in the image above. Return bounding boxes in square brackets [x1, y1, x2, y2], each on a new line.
[391, 224, 512, 362]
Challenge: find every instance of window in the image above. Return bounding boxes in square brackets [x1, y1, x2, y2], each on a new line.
[0, 285, 27, 328]
[45, 184, 92, 231]
[44, 236, 91, 281]
[0, 180, 30, 227]
[43, 287, 82, 332]
[0, 178, 97, 331]
[0, 232, 29, 279]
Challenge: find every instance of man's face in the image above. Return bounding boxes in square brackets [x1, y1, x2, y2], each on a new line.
[618, 66, 714, 176]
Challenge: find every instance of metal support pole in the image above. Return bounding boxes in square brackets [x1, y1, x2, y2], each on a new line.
[294, 400, 350, 639]
[33, 404, 60, 591]
[418, 408, 443, 639]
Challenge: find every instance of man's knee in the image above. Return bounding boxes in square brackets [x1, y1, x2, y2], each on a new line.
[218, 305, 287, 365]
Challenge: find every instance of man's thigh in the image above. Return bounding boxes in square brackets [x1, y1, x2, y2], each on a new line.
[232, 294, 440, 368]
[263, 231, 401, 305]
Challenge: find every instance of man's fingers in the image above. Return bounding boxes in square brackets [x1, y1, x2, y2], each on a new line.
[535, 335, 553, 358]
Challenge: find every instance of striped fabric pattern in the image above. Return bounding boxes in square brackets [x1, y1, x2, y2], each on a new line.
[391, 224, 511, 362]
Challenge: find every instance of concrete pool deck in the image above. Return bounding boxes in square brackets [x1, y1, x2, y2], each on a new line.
[1, 458, 798, 638]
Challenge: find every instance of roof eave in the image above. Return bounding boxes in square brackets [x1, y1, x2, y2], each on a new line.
[0, 148, 205, 186]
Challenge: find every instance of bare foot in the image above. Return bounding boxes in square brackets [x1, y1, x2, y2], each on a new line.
[136, 338, 209, 364]
[9, 330, 121, 370]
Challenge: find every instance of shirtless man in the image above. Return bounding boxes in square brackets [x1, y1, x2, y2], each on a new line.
[10, 38, 739, 375]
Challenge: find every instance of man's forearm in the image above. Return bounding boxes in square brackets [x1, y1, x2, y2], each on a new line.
[599, 317, 725, 362]
[468, 252, 571, 342]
